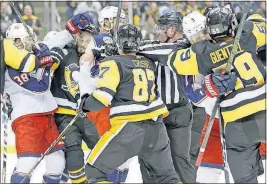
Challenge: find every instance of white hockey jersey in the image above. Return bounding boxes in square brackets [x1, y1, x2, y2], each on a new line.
[4, 67, 57, 122]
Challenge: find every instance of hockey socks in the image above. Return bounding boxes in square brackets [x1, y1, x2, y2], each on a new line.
[43, 174, 61, 183]
[11, 172, 31, 184]
[107, 169, 128, 183]
[68, 167, 87, 183]
[60, 168, 70, 183]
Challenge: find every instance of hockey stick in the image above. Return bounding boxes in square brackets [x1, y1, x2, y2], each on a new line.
[0, 36, 8, 183]
[196, 1, 249, 171]
[114, 0, 123, 36]
[218, 112, 231, 183]
[9, 1, 40, 50]
[1, 101, 9, 183]
[20, 114, 79, 183]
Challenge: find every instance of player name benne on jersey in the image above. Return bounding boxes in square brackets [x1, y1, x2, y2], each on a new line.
[132, 59, 151, 69]
[210, 42, 244, 64]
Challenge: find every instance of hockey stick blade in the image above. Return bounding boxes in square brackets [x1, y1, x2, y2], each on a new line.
[20, 115, 79, 183]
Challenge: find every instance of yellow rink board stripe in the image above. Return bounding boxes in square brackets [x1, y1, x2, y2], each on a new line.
[1, 142, 91, 154]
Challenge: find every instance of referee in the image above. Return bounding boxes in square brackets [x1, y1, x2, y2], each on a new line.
[138, 11, 196, 183]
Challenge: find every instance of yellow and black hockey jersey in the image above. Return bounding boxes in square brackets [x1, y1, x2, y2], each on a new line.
[0, 39, 38, 94]
[167, 20, 266, 124]
[83, 55, 169, 125]
[1, 39, 38, 72]
[51, 44, 80, 115]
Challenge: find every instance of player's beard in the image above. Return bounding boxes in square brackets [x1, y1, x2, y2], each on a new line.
[77, 45, 86, 56]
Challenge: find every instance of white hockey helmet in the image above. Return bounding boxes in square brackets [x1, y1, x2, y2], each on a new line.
[98, 6, 127, 31]
[43, 31, 59, 41]
[6, 23, 36, 50]
[183, 11, 207, 43]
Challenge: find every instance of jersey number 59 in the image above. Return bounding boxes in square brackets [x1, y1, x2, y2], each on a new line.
[132, 69, 156, 102]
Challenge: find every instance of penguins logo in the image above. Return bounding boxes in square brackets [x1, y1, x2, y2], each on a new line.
[62, 63, 80, 98]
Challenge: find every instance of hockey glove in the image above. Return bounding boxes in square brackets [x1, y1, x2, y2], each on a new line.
[77, 93, 90, 118]
[32, 43, 53, 68]
[204, 70, 237, 98]
[50, 47, 65, 66]
[65, 12, 94, 34]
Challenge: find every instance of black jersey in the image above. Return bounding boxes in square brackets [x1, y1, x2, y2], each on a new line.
[51, 44, 80, 115]
[83, 55, 169, 125]
[168, 21, 266, 124]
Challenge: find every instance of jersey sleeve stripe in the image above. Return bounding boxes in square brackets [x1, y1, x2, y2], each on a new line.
[92, 89, 113, 107]
[98, 87, 116, 96]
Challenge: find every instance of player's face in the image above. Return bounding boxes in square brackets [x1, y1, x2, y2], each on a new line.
[76, 32, 93, 55]
[23, 36, 34, 51]
[15, 36, 33, 51]
[154, 24, 168, 43]
[104, 17, 128, 34]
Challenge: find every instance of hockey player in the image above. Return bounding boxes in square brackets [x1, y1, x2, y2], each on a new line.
[137, 11, 196, 183]
[4, 23, 65, 184]
[97, 6, 127, 38]
[48, 13, 100, 183]
[182, 11, 225, 182]
[84, 5, 127, 137]
[78, 24, 179, 183]
[167, 7, 266, 183]
[81, 7, 130, 182]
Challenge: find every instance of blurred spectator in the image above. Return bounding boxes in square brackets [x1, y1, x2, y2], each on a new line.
[185, 1, 200, 14]
[257, 1, 266, 17]
[74, 1, 102, 15]
[11, 1, 34, 21]
[66, 1, 78, 19]
[158, 2, 169, 16]
[133, 2, 142, 26]
[200, 1, 215, 14]
[22, 5, 42, 37]
[145, 2, 159, 25]
[141, 2, 159, 39]
[1, 2, 17, 38]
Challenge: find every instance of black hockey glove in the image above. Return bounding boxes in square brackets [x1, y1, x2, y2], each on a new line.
[50, 47, 65, 65]
[77, 93, 90, 118]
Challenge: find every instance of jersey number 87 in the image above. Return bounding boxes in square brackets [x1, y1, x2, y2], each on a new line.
[132, 69, 156, 102]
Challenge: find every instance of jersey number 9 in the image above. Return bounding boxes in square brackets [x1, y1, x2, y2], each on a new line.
[132, 69, 156, 102]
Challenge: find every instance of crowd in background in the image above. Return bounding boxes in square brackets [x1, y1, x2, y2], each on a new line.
[1, 1, 42, 38]
[1, 1, 266, 40]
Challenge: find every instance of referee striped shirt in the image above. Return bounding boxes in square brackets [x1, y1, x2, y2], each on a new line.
[138, 40, 189, 107]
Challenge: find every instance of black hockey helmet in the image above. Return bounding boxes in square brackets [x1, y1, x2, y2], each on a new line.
[156, 11, 183, 31]
[206, 7, 237, 40]
[116, 24, 142, 53]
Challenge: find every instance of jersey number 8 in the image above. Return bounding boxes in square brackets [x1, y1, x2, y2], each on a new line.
[132, 69, 156, 102]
